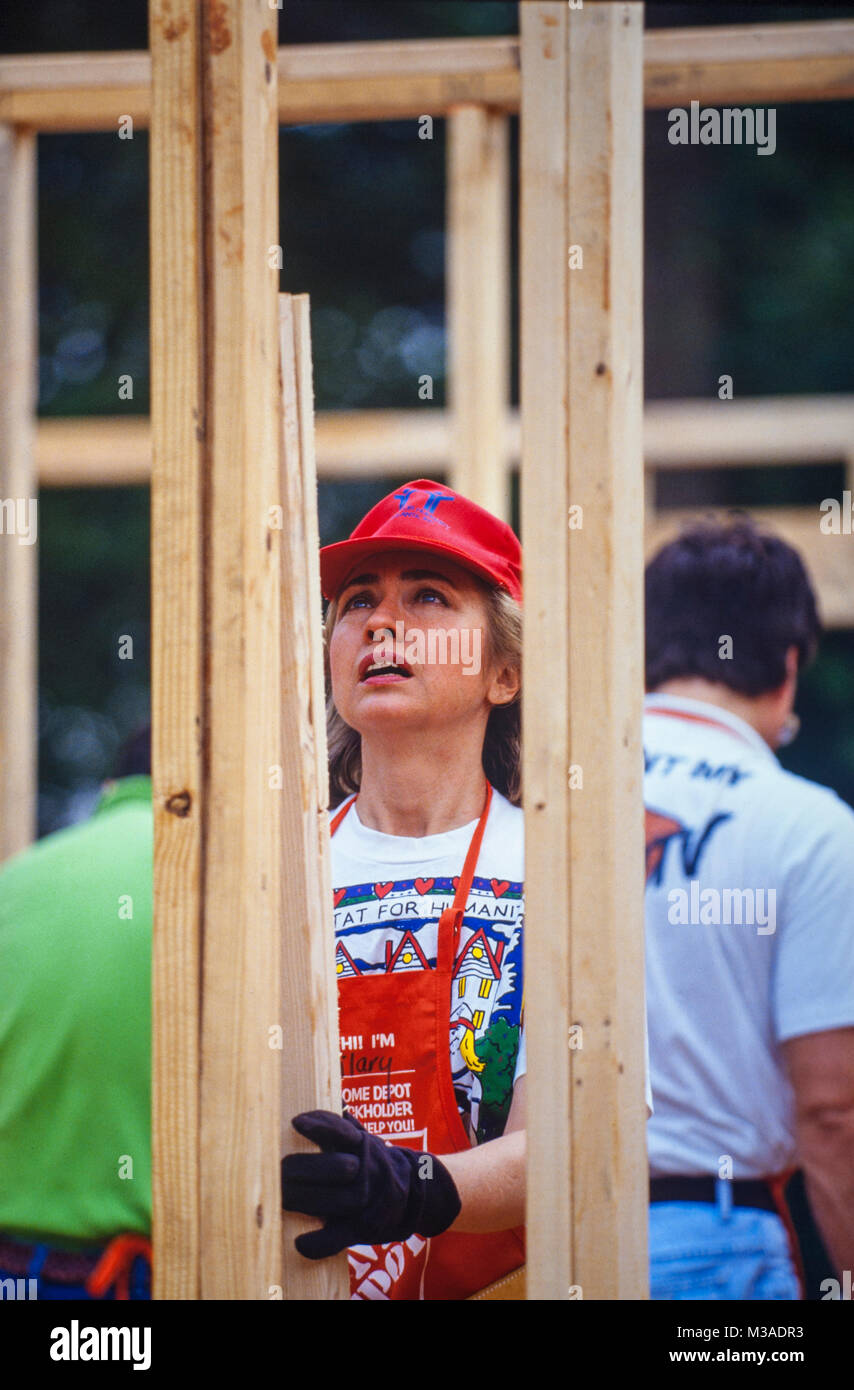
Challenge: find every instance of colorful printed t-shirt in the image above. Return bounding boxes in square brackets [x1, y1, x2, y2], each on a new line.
[331, 789, 525, 1146]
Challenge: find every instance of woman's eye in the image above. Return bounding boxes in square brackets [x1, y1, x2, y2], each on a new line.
[416, 589, 447, 605]
[343, 592, 372, 611]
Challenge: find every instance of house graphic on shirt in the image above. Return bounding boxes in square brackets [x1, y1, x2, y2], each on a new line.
[335, 941, 363, 978]
[384, 930, 430, 973]
[451, 929, 504, 1027]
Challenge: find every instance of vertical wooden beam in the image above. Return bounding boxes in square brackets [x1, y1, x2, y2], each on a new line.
[278, 295, 348, 1299]
[153, 0, 326, 1300]
[446, 106, 510, 518]
[0, 125, 37, 861]
[198, 0, 283, 1302]
[521, 1, 648, 1300]
[149, 0, 204, 1300]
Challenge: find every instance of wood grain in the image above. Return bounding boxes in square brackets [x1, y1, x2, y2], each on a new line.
[0, 126, 37, 861]
[520, 1, 648, 1301]
[277, 295, 348, 1299]
[447, 107, 510, 519]
[149, 0, 203, 1301]
[197, 0, 283, 1302]
[4, 23, 854, 130]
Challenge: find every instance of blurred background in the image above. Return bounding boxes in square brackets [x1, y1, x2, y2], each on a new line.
[3, 0, 853, 834]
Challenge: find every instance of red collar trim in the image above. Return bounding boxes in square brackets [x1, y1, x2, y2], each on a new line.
[645, 705, 757, 749]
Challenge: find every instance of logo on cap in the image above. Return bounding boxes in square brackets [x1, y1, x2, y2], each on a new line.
[393, 487, 455, 528]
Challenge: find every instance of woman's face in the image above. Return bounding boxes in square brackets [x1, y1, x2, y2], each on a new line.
[329, 550, 516, 740]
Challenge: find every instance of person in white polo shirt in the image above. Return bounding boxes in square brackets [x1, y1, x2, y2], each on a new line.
[644, 518, 854, 1300]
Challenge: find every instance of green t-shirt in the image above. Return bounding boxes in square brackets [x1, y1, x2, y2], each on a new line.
[0, 776, 152, 1247]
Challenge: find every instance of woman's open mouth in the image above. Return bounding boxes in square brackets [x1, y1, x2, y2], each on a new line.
[359, 654, 413, 684]
[361, 665, 412, 685]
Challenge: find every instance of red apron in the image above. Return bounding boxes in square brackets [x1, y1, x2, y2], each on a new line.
[331, 782, 526, 1300]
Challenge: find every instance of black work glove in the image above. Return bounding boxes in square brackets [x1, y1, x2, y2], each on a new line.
[281, 1110, 462, 1260]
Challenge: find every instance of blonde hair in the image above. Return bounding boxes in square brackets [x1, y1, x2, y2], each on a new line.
[325, 582, 522, 807]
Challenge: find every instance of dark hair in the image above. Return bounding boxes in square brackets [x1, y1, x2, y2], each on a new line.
[114, 724, 151, 778]
[645, 518, 821, 696]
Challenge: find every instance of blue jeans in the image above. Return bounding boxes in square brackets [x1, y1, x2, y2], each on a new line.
[0, 1242, 151, 1300]
[650, 1183, 801, 1301]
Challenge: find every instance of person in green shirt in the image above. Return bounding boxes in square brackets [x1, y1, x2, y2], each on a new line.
[0, 727, 152, 1300]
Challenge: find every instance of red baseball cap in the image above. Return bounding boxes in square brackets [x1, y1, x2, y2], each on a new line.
[319, 479, 522, 602]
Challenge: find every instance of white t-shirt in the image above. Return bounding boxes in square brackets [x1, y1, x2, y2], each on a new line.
[644, 693, 854, 1179]
[331, 789, 525, 1146]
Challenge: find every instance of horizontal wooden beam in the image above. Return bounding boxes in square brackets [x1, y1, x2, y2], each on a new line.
[644, 20, 854, 108]
[644, 395, 854, 467]
[37, 415, 151, 485]
[34, 410, 457, 484]
[647, 506, 854, 629]
[3, 23, 854, 131]
[35, 396, 854, 487]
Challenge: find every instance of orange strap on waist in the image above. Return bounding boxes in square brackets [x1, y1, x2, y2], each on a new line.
[764, 1168, 806, 1298]
[86, 1234, 152, 1301]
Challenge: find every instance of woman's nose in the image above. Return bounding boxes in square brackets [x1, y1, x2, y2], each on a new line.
[366, 592, 402, 640]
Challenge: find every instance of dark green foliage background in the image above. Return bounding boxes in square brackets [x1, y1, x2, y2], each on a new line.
[4, 0, 853, 828]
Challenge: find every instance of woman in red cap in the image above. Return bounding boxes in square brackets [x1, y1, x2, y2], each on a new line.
[281, 480, 527, 1300]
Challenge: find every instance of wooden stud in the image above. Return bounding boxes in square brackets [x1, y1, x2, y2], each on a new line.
[32, 395, 854, 486]
[0, 50, 151, 130]
[194, 0, 284, 1303]
[149, 0, 204, 1301]
[36, 416, 152, 487]
[644, 395, 854, 468]
[151, 6, 347, 1301]
[520, 1, 648, 1300]
[447, 107, 510, 518]
[644, 20, 854, 108]
[5, 23, 854, 131]
[33, 399, 854, 631]
[277, 295, 348, 1299]
[0, 126, 37, 862]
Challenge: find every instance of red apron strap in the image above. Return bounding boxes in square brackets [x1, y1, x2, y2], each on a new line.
[457, 783, 492, 905]
[436, 782, 492, 973]
[764, 1168, 806, 1298]
[330, 794, 358, 837]
[450, 781, 492, 917]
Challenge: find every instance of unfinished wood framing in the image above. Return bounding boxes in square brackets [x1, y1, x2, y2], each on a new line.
[149, 0, 204, 1301]
[277, 295, 347, 1300]
[521, 1, 648, 1300]
[8, 2, 854, 1305]
[644, 395, 854, 468]
[195, 0, 283, 1304]
[446, 106, 510, 519]
[643, 20, 854, 107]
[33, 395, 854, 486]
[5, 22, 854, 129]
[0, 125, 37, 862]
[151, 0, 343, 1303]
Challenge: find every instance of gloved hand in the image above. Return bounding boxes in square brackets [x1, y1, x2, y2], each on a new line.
[281, 1110, 461, 1259]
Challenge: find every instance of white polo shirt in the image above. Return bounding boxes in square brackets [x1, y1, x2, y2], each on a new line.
[644, 693, 854, 1179]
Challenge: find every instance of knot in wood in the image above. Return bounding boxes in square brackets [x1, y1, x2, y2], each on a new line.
[165, 790, 192, 818]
